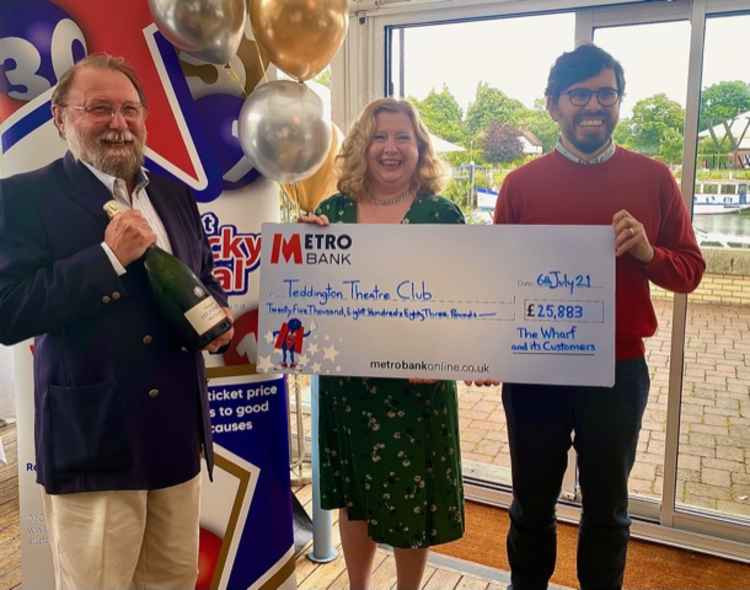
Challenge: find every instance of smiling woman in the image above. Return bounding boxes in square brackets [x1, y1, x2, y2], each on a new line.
[365, 111, 420, 198]
[297, 97, 467, 590]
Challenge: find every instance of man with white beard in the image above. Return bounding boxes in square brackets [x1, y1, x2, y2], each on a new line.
[0, 54, 232, 589]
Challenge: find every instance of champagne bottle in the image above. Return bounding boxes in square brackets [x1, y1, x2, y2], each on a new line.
[103, 200, 232, 350]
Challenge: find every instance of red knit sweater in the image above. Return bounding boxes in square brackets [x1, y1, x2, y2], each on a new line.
[494, 147, 705, 359]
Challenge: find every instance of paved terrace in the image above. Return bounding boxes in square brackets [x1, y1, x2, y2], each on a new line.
[458, 298, 750, 517]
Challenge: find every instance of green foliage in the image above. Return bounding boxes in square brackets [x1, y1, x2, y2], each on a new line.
[697, 136, 725, 155]
[443, 148, 481, 167]
[658, 127, 684, 164]
[482, 122, 523, 163]
[616, 94, 684, 162]
[313, 68, 331, 88]
[465, 82, 525, 136]
[699, 80, 750, 131]
[515, 110, 557, 153]
[410, 80, 750, 171]
[443, 178, 472, 212]
[613, 118, 634, 148]
[410, 83, 553, 166]
[410, 86, 465, 145]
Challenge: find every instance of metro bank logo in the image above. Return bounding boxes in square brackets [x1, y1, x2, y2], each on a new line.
[202, 212, 261, 295]
[270, 232, 352, 266]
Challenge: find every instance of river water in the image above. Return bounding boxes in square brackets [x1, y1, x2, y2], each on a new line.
[693, 212, 750, 238]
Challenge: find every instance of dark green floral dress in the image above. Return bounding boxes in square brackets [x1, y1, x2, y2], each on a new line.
[314, 192, 465, 549]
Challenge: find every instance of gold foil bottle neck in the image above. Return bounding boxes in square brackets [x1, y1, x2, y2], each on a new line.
[103, 200, 130, 219]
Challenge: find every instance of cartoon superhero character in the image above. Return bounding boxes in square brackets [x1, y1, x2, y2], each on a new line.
[273, 318, 310, 368]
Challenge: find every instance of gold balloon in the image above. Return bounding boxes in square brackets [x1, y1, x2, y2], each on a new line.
[282, 124, 342, 213]
[236, 38, 270, 95]
[250, 0, 349, 82]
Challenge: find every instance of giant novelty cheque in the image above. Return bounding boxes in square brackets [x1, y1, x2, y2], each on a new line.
[259, 224, 616, 387]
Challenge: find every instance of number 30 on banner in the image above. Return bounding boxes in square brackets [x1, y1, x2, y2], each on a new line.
[0, 3, 87, 103]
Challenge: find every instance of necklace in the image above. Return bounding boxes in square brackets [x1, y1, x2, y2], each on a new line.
[367, 190, 412, 206]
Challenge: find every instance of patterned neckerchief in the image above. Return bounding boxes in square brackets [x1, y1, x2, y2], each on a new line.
[555, 137, 616, 165]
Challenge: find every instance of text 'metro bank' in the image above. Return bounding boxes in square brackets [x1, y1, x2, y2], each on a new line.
[270, 232, 353, 266]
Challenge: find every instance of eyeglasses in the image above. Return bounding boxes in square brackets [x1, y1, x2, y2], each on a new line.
[62, 102, 145, 122]
[562, 87, 621, 107]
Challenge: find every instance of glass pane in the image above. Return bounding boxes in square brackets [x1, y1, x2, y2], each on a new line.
[679, 12, 750, 522]
[594, 20, 691, 504]
[388, 11, 576, 487]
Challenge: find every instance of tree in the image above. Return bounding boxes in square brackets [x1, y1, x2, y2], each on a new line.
[622, 94, 684, 159]
[658, 127, 684, 164]
[699, 80, 750, 131]
[613, 117, 634, 149]
[515, 99, 558, 153]
[482, 121, 523, 163]
[465, 82, 525, 136]
[410, 85, 465, 145]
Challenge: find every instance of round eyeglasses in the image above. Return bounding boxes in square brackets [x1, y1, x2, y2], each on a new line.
[563, 87, 621, 107]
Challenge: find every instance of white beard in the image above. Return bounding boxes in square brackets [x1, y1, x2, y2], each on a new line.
[66, 126, 145, 181]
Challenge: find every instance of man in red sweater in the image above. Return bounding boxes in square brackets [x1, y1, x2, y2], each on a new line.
[494, 44, 704, 590]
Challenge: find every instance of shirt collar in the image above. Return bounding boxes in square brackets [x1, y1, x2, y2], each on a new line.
[81, 160, 149, 198]
[555, 137, 616, 165]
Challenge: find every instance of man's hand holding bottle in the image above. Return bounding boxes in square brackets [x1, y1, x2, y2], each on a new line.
[104, 209, 157, 266]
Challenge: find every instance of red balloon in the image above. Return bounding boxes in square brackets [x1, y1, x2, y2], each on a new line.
[196, 527, 223, 590]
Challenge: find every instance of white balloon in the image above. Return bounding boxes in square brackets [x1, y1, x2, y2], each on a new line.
[238, 81, 332, 184]
[149, 0, 245, 65]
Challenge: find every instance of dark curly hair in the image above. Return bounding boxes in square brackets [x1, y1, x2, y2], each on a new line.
[545, 44, 625, 103]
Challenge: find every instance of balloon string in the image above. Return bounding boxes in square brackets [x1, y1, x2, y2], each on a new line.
[280, 184, 301, 220]
[253, 39, 269, 85]
[224, 62, 246, 97]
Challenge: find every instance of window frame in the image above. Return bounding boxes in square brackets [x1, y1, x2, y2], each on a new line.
[329, 0, 750, 561]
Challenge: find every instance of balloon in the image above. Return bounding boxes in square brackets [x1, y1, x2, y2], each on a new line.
[179, 21, 269, 99]
[196, 527, 222, 590]
[250, 0, 349, 82]
[238, 80, 331, 183]
[192, 93, 260, 191]
[282, 124, 342, 213]
[149, 0, 245, 65]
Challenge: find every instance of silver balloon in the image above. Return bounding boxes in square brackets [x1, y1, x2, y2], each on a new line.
[238, 81, 332, 184]
[149, 0, 245, 65]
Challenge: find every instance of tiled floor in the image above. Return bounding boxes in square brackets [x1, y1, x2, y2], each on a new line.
[292, 483, 575, 590]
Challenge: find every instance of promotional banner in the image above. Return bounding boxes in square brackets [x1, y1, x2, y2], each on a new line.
[1, 1, 294, 588]
[258, 223, 616, 387]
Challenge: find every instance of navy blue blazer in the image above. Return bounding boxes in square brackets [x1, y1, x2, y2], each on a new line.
[0, 153, 226, 494]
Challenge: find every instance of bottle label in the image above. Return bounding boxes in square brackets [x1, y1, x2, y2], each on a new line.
[184, 297, 225, 336]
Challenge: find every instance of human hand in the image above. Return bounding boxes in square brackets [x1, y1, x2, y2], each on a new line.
[613, 209, 654, 263]
[298, 213, 329, 226]
[204, 307, 234, 353]
[464, 380, 500, 387]
[104, 209, 156, 266]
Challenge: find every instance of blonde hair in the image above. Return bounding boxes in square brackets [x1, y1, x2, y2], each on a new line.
[336, 98, 447, 199]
